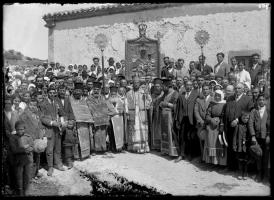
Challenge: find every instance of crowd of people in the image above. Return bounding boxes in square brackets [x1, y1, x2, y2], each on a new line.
[3, 52, 271, 196]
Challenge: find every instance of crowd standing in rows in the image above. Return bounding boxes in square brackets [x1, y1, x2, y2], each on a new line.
[3, 52, 271, 196]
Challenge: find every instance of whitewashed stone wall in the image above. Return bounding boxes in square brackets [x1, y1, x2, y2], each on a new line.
[52, 7, 270, 68]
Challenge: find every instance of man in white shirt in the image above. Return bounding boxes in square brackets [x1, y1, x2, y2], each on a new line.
[235, 61, 251, 89]
[173, 58, 189, 78]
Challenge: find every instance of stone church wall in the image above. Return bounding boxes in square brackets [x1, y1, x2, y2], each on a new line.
[50, 4, 270, 68]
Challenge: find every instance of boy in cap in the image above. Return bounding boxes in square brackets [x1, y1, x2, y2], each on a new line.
[232, 111, 250, 180]
[9, 120, 34, 196]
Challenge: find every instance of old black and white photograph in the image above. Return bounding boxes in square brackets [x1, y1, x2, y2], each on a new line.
[2, 3, 271, 196]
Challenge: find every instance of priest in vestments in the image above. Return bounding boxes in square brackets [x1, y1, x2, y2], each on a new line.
[159, 78, 179, 157]
[67, 82, 93, 161]
[86, 81, 117, 155]
[150, 78, 164, 151]
[126, 76, 152, 153]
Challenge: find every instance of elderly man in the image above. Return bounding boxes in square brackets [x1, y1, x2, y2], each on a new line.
[223, 82, 254, 170]
[214, 52, 230, 77]
[224, 85, 235, 100]
[126, 75, 152, 153]
[175, 80, 199, 162]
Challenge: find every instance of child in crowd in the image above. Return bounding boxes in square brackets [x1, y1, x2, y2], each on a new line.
[9, 120, 34, 196]
[232, 111, 250, 180]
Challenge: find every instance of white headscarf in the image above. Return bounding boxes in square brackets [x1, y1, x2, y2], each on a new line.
[213, 90, 226, 104]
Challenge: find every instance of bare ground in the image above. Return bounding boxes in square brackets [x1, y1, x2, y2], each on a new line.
[27, 151, 270, 196]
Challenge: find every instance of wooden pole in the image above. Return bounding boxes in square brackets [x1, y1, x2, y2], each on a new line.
[101, 49, 105, 94]
[201, 45, 204, 69]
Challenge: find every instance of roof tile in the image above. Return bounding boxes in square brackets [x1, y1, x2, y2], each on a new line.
[43, 3, 183, 24]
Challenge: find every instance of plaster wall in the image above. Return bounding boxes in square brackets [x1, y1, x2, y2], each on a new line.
[50, 4, 270, 68]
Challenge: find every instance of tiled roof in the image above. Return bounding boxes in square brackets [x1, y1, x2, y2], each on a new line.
[43, 3, 183, 24]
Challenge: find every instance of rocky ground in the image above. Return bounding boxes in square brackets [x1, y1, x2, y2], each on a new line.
[26, 151, 270, 196]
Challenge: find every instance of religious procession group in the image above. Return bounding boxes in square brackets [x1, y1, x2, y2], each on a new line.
[3, 52, 271, 196]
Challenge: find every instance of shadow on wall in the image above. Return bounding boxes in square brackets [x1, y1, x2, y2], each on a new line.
[53, 4, 260, 31]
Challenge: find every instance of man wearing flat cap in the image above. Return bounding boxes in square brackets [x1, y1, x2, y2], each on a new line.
[214, 52, 231, 77]
[159, 78, 179, 157]
[86, 81, 117, 155]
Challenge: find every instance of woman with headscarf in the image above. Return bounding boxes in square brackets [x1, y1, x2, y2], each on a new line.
[203, 90, 227, 166]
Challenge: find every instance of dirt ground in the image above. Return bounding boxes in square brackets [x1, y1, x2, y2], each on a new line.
[28, 151, 270, 196]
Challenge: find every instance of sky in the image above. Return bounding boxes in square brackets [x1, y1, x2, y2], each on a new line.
[3, 3, 115, 60]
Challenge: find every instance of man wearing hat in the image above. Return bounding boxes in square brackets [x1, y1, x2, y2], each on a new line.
[125, 75, 152, 153]
[86, 81, 117, 155]
[214, 52, 231, 77]
[63, 81, 93, 163]
[150, 78, 164, 150]
[159, 77, 179, 157]
[39, 86, 66, 176]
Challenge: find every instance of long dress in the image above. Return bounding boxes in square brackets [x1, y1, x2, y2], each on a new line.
[160, 89, 179, 156]
[126, 89, 152, 153]
[151, 92, 164, 150]
[203, 102, 227, 165]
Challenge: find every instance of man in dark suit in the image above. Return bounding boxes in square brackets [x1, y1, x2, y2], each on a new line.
[223, 82, 254, 170]
[40, 86, 66, 176]
[160, 57, 170, 78]
[247, 53, 262, 86]
[174, 80, 199, 162]
[214, 52, 231, 77]
[196, 55, 213, 76]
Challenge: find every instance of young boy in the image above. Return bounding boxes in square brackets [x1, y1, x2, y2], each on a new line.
[9, 120, 34, 196]
[232, 111, 250, 180]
